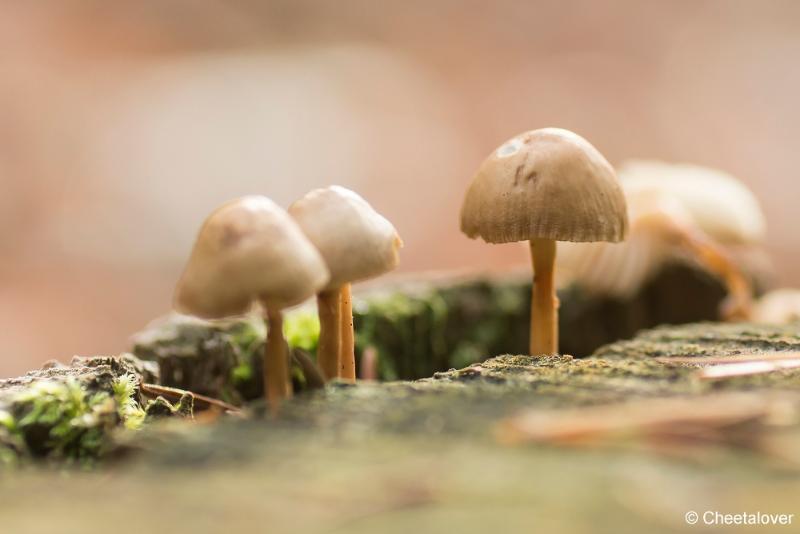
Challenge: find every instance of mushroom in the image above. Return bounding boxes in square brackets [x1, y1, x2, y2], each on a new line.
[752, 289, 800, 324]
[558, 160, 767, 320]
[289, 186, 402, 381]
[618, 160, 765, 244]
[460, 128, 628, 355]
[174, 196, 329, 412]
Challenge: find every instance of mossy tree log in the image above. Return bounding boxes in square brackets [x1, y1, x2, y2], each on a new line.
[132, 263, 733, 401]
[2, 321, 800, 533]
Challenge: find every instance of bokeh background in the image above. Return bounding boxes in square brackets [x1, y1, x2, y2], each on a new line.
[1, 0, 799, 376]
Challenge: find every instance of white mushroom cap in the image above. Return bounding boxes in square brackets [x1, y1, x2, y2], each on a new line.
[175, 196, 329, 318]
[618, 160, 766, 245]
[460, 128, 628, 244]
[289, 186, 402, 290]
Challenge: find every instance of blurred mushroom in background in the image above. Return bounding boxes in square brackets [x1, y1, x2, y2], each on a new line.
[559, 160, 769, 320]
[752, 289, 800, 324]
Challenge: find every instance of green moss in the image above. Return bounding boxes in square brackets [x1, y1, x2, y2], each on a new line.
[230, 363, 253, 385]
[144, 394, 194, 420]
[0, 408, 23, 467]
[284, 310, 320, 352]
[350, 280, 530, 380]
[7, 379, 120, 465]
[0, 356, 159, 466]
[112, 375, 145, 430]
[133, 315, 266, 403]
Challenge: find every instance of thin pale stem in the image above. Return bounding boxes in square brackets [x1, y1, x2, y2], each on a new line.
[530, 238, 558, 355]
[317, 289, 342, 381]
[265, 308, 292, 415]
[360, 346, 379, 381]
[339, 283, 356, 381]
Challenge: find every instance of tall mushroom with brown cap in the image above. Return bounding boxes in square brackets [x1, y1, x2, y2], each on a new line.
[174, 195, 329, 412]
[289, 186, 402, 381]
[460, 128, 628, 355]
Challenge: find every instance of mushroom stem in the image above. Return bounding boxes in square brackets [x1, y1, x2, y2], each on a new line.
[530, 238, 559, 355]
[339, 283, 356, 381]
[360, 346, 379, 381]
[678, 230, 752, 321]
[317, 289, 342, 381]
[264, 308, 292, 414]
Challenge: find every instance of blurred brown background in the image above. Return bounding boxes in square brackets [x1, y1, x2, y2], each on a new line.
[1, 0, 799, 376]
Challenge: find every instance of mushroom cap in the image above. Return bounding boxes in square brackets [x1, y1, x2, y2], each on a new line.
[289, 186, 402, 290]
[460, 128, 628, 244]
[175, 196, 329, 318]
[618, 160, 766, 245]
[623, 187, 695, 239]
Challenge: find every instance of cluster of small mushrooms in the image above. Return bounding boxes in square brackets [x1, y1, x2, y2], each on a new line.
[174, 126, 765, 412]
[174, 187, 402, 412]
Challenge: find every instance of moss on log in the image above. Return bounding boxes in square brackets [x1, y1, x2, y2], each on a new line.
[2, 320, 800, 533]
[132, 265, 730, 400]
[0, 265, 792, 532]
[0, 356, 148, 465]
[0, 355, 202, 465]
